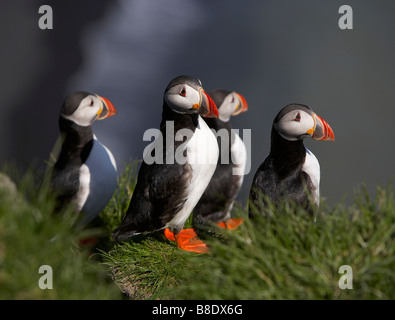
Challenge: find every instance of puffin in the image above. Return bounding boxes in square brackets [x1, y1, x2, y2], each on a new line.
[249, 103, 334, 217]
[193, 89, 248, 230]
[51, 91, 118, 226]
[112, 76, 219, 253]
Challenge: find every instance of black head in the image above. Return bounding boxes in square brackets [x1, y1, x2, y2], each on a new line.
[61, 91, 91, 116]
[273, 104, 335, 141]
[163, 75, 218, 118]
[60, 91, 117, 127]
[210, 89, 248, 122]
[164, 75, 203, 94]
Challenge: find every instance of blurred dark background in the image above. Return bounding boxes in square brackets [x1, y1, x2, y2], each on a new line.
[1, 0, 394, 206]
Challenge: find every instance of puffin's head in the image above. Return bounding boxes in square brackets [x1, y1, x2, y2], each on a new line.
[60, 91, 117, 127]
[273, 104, 335, 142]
[210, 89, 248, 122]
[164, 75, 218, 118]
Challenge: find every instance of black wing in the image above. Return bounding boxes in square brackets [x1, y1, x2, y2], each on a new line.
[249, 157, 315, 217]
[193, 163, 241, 224]
[248, 158, 276, 217]
[112, 160, 192, 241]
[51, 164, 80, 211]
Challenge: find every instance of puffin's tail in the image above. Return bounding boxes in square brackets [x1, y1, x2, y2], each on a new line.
[112, 207, 162, 242]
[112, 225, 138, 242]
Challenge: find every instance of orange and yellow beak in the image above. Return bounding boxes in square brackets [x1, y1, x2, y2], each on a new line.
[232, 93, 248, 116]
[309, 113, 335, 141]
[196, 88, 219, 118]
[96, 95, 117, 120]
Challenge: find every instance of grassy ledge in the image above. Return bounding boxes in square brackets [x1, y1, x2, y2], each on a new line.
[1, 160, 394, 299]
[101, 161, 394, 300]
[166, 189, 395, 299]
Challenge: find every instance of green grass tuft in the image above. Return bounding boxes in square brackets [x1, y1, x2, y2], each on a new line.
[0, 166, 122, 299]
[100, 234, 195, 299]
[164, 186, 395, 300]
[100, 159, 139, 231]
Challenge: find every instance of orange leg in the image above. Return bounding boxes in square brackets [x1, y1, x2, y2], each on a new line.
[164, 228, 176, 241]
[164, 228, 209, 254]
[216, 217, 244, 230]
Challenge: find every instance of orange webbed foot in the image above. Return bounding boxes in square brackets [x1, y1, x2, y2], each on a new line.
[165, 228, 209, 253]
[175, 229, 209, 253]
[216, 217, 244, 230]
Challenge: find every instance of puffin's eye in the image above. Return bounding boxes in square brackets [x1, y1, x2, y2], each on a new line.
[179, 87, 186, 97]
[231, 96, 235, 103]
[294, 113, 301, 122]
[89, 99, 94, 106]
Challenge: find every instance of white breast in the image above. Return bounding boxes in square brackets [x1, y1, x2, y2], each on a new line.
[78, 136, 118, 225]
[75, 164, 91, 211]
[167, 116, 219, 228]
[302, 147, 320, 205]
[231, 132, 247, 178]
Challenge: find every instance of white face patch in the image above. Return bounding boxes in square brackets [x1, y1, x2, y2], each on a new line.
[164, 84, 200, 113]
[61, 95, 102, 127]
[218, 92, 238, 122]
[274, 109, 315, 141]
